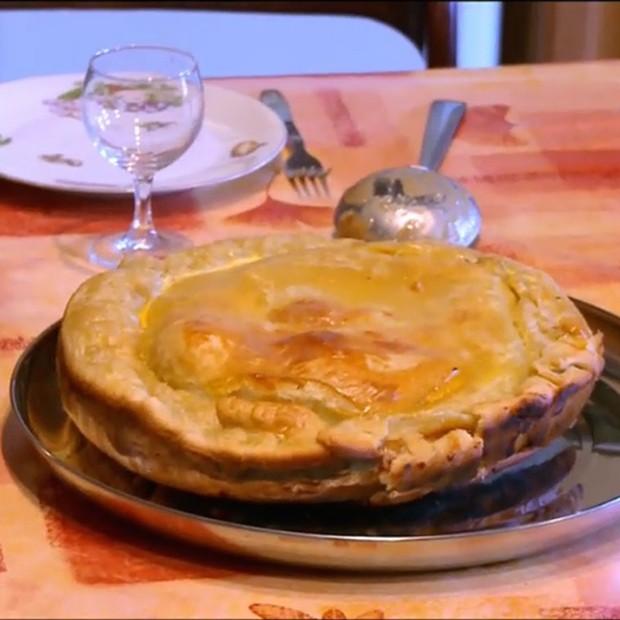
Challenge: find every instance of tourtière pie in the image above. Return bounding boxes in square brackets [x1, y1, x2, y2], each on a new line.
[57, 234, 604, 505]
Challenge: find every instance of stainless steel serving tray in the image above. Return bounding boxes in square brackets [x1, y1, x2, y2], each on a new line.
[10, 299, 620, 572]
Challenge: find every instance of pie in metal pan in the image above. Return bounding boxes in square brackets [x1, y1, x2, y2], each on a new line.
[11, 304, 620, 570]
[56, 234, 604, 505]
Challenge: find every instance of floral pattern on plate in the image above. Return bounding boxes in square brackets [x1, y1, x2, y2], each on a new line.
[230, 139, 267, 158]
[42, 82, 82, 119]
[43, 85, 271, 161]
[39, 153, 82, 167]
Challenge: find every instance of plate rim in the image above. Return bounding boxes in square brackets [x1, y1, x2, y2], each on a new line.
[9, 297, 620, 547]
[0, 73, 287, 196]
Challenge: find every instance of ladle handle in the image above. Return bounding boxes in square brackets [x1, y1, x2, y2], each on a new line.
[418, 100, 466, 171]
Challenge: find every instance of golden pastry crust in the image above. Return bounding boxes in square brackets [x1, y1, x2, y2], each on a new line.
[58, 234, 604, 505]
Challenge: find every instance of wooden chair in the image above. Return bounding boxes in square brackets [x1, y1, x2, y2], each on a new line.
[0, 2, 457, 81]
[151, 1, 459, 68]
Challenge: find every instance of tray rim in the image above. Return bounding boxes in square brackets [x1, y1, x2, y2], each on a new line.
[9, 297, 620, 547]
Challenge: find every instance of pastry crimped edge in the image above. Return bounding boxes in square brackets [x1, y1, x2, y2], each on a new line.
[57, 234, 605, 505]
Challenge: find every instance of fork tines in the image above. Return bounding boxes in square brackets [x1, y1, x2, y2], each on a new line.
[286, 167, 331, 198]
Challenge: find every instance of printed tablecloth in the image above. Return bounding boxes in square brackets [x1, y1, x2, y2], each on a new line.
[2, 60, 620, 619]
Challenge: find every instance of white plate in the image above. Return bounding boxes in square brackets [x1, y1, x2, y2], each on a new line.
[0, 74, 286, 195]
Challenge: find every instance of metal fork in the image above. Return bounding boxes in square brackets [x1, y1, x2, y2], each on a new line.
[259, 89, 330, 197]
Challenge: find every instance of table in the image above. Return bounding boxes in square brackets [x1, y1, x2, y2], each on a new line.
[2, 61, 620, 619]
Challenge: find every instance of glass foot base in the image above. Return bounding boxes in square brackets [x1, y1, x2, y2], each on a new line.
[88, 230, 192, 269]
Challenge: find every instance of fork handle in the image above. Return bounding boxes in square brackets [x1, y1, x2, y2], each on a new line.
[259, 89, 304, 146]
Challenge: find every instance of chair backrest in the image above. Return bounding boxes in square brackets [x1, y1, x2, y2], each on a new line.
[0, 2, 457, 82]
[169, 1, 458, 66]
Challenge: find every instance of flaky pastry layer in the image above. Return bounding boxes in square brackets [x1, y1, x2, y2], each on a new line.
[58, 235, 604, 504]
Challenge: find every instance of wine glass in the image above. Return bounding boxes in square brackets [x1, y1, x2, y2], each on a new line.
[81, 45, 204, 268]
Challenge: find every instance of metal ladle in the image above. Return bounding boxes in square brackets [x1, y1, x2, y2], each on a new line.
[333, 100, 481, 247]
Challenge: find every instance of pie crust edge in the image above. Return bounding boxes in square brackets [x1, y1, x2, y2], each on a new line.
[57, 234, 604, 505]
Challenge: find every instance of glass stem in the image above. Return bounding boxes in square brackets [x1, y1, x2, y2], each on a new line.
[129, 175, 156, 242]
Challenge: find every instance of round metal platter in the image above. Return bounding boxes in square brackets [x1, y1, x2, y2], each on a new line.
[10, 299, 620, 572]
